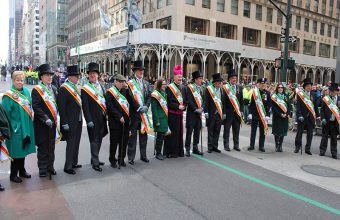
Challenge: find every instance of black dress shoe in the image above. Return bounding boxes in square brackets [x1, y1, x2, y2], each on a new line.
[247, 146, 255, 151]
[0, 184, 4, 191]
[10, 176, 22, 183]
[64, 169, 76, 175]
[207, 149, 213, 153]
[185, 151, 191, 157]
[48, 168, 57, 175]
[111, 162, 117, 168]
[332, 155, 338, 159]
[141, 157, 149, 163]
[294, 149, 299, 153]
[128, 160, 134, 165]
[212, 148, 221, 153]
[192, 150, 203, 156]
[234, 147, 241, 152]
[224, 147, 231, 152]
[259, 148, 265, 152]
[99, 161, 105, 166]
[319, 153, 325, 156]
[39, 171, 47, 177]
[305, 151, 312, 155]
[19, 172, 31, 178]
[156, 154, 164, 160]
[119, 161, 126, 167]
[92, 165, 102, 172]
[72, 164, 82, 169]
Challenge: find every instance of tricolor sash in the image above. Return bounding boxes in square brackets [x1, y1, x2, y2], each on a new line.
[188, 83, 203, 109]
[206, 85, 223, 119]
[0, 137, 12, 162]
[252, 87, 268, 134]
[271, 93, 287, 113]
[223, 83, 244, 124]
[62, 81, 82, 106]
[82, 83, 107, 113]
[322, 96, 340, 126]
[168, 83, 183, 105]
[297, 90, 316, 120]
[3, 89, 33, 120]
[151, 90, 168, 117]
[127, 79, 153, 133]
[34, 84, 61, 142]
[108, 86, 129, 117]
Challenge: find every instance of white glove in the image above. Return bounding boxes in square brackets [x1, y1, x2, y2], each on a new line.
[62, 124, 70, 131]
[265, 116, 270, 122]
[248, 114, 252, 120]
[204, 113, 209, 119]
[222, 114, 226, 120]
[322, 119, 327, 125]
[87, 121, 94, 128]
[120, 117, 125, 124]
[45, 119, 53, 128]
[298, 117, 304, 122]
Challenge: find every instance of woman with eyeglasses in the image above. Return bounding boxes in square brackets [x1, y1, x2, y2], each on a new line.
[271, 83, 291, 152]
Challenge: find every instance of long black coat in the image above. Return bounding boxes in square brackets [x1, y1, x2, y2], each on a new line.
[249, 89, 271, 119]
[31, 85, 58, 145]
[81, 85, 108, 140]
[224, 84, 244, 122]
[203, 86, 226, 123]
[57, 85, 82, 139]
[184, 84, 203, 128]
[320, 95, 340, 134]
[106, 87, 130, 130]
[271, 93, 291, 136]
[296, 91, 319, 127]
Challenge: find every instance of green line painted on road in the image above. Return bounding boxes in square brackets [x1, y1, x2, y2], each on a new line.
[191, 154, 340, 216]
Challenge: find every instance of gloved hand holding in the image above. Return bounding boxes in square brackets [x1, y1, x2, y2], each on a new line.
[120, 117, 125, 124]
[204, 113, 209, 119]
[222, 114, 226, 120]
[156, 123, 160, 127]
[248, 114, 252, 120]
[45, 119, 53, 128]
[298, 117, 304, 122]
[87, 121, 94, 128]
[322, 119, 327, 125]
[140, 106, 148, 113]
[194, 108, 203, 114]
[265, 116, 270, 122]
[179, 105, 185, 110]
[62, 124, 70, 131]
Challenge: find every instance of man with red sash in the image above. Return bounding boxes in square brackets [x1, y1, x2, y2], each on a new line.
[32, 64, 58, 177]
[204, 73, 225, 153]
[294, 78, 319, 155]
[81, 62, 108, 172]
[126, 61, 151, 165]
[248, 78, 271, 152]
[166, 65, 185, 157]
[58, 65, 83, 175]
[184, 70, 204, 157]
[319, 83, 339, 159]
[223, 69, 243, 152]
[106, 74, 130, 168]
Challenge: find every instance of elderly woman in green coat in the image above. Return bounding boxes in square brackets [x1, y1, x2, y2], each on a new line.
[2, 71, 36, 183]
[271, 83, 292, 152]
[151, 79, 171, 160]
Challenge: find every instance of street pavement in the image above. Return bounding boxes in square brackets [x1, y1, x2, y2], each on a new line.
[0, 79, 340, 220]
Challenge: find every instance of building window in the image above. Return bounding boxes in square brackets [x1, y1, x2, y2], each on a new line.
[142, 0, 147, 14]
[314, 0, 318, 12]
[202, 0, 210, 9]
[333, 46, 337, 58]
[156, 17, 171, 30]
[231, 0, 238, 15]
[295, 16, 301, 30]
[267, 8, 273, 23]
[277, 12, 282, 25]
[289, 39, 299, 53]
[334, 27, 338, 39]
[243, 1, 250, 18]
[329, 0, 334, 17]
[305, 0, 311, 10]
[327, 25, 332, 37]
[321, 0, 326, 14]
[186, 0, 194, 5]
[243, 27, 261, 46]
[319, 43, 330, 58]
[256, 4, 262, 21]
[303, 40, 316, 56]
[265, 32, 280, 49]
[304, 18, 309, 32]
[320, 23, 325, 35]
[217, 0, 225, 12]
[312, 21, 317, 34]
[142, 22, 153, 29]
[157, 0, 163, 9]
[216, 22, 237, 39]
[297, 0, 302, 7]
[185, 16, 210, 35]
[167, 0, 172, 5]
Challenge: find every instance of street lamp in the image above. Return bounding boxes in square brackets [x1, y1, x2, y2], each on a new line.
[124, 0, 137, 77]
[77, 29, 83, 73]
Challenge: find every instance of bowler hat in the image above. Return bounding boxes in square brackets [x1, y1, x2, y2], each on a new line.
[329, 82, 339, 92]
[132, 60, 145, 71]
[66, 65, 79, 76]
[227, 69, 237, 79]
[302, 78, 313, 88]
[212, 73, 223, 83]
[115, 74, 127, 82]
[38, 64, 54, 79]
[257, 78, 267, 84]
[191, 71, 203, 80]
[87, 62, 100, 74]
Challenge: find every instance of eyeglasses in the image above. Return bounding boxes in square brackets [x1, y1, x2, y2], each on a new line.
[278, 87, 284, 89]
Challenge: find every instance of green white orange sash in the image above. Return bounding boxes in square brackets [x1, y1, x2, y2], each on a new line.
[223, 83, 244, 124]
[297, 90, 316, 120]
[151, 90, 168, 117]
[82, 83, 107, 113]
[108, 86, 129, 117]
[34, 84, 61, 142]
[127, 79, 153, 133]
[0, 137, 12, 162]
[271, 93, 287, 113]
[252, 87, 268, 134]
[206, 85, 223, 119]
[3, 89, 33, 120]
[188, 83, 203, 108]
[62, 81, 82, 106]
[322, 95, 340, 126]
[168, 83, 183, 105]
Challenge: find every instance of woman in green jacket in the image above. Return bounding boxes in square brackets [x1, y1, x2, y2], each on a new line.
[2, 71, 36, 183]
[151, 79, 171, 160]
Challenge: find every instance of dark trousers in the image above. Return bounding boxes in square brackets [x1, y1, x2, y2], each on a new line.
[64, 122, 82, 170]
[223, 115, 241, 149]
[89, 136, 103, 166]
[250, 118, 266, 149]
[128, 125, 148, 161]
[109, 124, 129, 164]
[207, 113, 222, 150]
[319, 121, 338, 156]
[185, 118, 201, 151]
[155, 132, 166, 154]
[37, 136, 55, 172]
[10, 158, 26, 178]
[295, 121, 314, 152]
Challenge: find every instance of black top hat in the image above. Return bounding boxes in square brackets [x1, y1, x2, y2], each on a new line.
[66, 65, 79, 76]
[87, 62, 100, 74]
[132, 60, 145, 71]
[227, 69, 237, 79]
[303, 78, 313, 88]
[191, 71, 203, 80]
[212, 73, 223, 83]
[257, 78, 267, 84]
[329, 82, 339, 92]
[38, 64, 54, 79]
